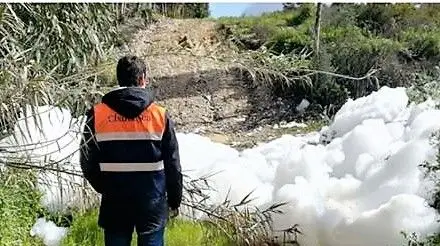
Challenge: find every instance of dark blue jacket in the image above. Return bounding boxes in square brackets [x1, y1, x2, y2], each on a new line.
[79, 87, 182, 233]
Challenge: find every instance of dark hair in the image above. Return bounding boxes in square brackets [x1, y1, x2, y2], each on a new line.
[116, 55, 147, 87]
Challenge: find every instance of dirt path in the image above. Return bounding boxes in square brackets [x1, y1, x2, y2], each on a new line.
[125, 18, 321, 148]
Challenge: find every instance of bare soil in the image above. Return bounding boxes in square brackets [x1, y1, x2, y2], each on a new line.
[124, 18, 323, 148]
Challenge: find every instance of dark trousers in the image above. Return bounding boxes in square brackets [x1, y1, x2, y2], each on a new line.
[104, 227, 165, 246]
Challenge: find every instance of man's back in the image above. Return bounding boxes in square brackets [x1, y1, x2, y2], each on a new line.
[79, 55, 182, 246]
[94, 87, 168, 197]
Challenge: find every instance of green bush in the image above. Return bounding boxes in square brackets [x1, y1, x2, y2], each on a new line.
[0, 169, 44, 246]
[401, 28, 440, 60]
[152, 3, 209, 19]
[321, 4, 359, 28]
[218, 9, 314, 52]
[323, 26, 403, 97]
[355, 3, 395, 36]
[285, 3, 314, 26]
[0, 3, 154, 135]
[321, 25, 367, 43]
[268, 27, 312, 54]
[257, 10, 300, 27]
[328, 35, 402, 76]
[251, 23, 278, 42]
[0, 3, 125, 75]
[406, 69, 440, 104]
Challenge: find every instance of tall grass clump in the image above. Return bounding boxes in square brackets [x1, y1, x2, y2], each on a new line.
[0, 4, 117, 74]
[0, 3, 158, 138]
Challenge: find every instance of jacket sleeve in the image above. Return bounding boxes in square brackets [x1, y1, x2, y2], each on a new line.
[79, 107, 103, 194]
[161, 112, 183, 209]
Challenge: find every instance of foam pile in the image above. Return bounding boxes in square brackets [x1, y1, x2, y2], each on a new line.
[0, 105, 89, 213]
[178, 86, 440, 245]
[1, 86, 439, 246]
[30, 218, 67, 246]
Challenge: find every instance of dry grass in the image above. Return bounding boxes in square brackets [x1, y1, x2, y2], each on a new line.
[126, 18, 236, 77]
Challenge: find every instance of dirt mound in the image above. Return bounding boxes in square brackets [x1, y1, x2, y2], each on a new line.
[125, 18, 316, 147]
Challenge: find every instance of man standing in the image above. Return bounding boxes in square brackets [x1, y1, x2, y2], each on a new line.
[80, 55, 183, 246]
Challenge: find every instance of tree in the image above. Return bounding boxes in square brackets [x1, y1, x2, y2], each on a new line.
[151, 3, 209, 19]
[314, 3, 322, 57]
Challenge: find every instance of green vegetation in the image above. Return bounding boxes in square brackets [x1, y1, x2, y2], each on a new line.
[62, 210, 231, 246]
[0, 169, 44, 246]
[0, 3, 143, 133]
[218, 3, 440, 117]
[0, 169, 232, 246]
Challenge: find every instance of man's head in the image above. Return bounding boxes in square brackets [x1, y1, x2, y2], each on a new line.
[116, 55, 148, 88]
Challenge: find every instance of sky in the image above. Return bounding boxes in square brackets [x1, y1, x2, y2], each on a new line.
[209, 3, 249, 18]
[209, 3, 284, 18]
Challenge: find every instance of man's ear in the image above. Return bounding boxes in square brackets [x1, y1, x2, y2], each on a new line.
[138, 73, 148, 88]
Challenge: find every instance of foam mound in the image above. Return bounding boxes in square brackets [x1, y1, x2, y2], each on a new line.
[30, 218, 67, 246]
[0, 105, 91, 213]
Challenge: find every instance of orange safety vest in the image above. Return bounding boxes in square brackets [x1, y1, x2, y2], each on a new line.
[93, 102, 167, 172]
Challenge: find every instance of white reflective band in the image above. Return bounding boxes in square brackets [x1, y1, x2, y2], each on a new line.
[96, 132, 162, 142]
[99, 161, 164, 172]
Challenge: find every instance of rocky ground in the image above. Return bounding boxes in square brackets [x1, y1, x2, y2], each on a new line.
[124, 18, 325, 149]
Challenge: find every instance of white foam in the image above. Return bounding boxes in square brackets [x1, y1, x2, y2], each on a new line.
[328, 86, 409, 137]
[30, 218, 68, 246]
[0, 105, 92, 213]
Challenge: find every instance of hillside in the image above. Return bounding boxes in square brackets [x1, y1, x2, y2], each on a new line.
[123, 17, 315, 148]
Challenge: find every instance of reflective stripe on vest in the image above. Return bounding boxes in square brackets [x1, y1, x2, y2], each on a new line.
[99, 161, 164, 172]
[96, 132, 162, 142]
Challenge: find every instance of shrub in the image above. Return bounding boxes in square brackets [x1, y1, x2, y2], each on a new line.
[323, 27, 403, 97]
[406, 69, 440, 104]
[0, 3, 155, 134]
[268, 27, 312, 54]
[355, 3, 395, 36]
[218, 9, 314, 52]
[321, 25, 367, 43]
[321, 4, 359, 28]
[285, 3, 314, 26]
[0, 169, 45, 246]
[401, 28, 440, 61]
